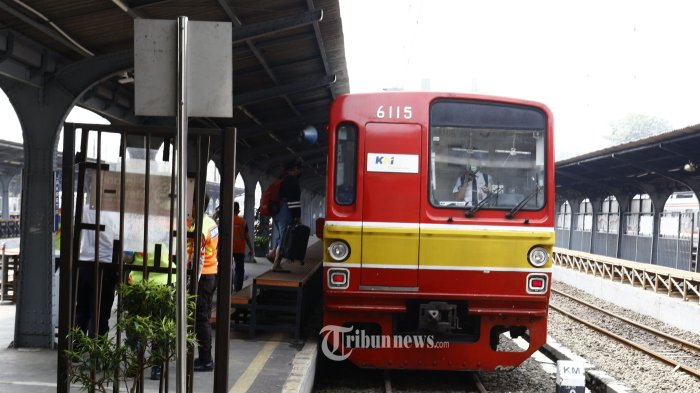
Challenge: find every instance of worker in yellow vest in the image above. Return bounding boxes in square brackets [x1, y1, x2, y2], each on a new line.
[128, 247, 175, 286]
[127, 246, 175, 381]
[187, 194, 219, 372]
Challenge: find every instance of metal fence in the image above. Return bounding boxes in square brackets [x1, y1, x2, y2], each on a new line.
[570, 229, 592, 252]
[657, 212, 694, 270]
[619, 212, 653, 263]
[57, 123, 236, 393]
[556, 211, 698, 272]
[0, 219, 20, 238]
[570, 212, 592, 252]
[554, 212, 570, 248]
[555, 227, 569, 248]
[593, 212, 619, 257]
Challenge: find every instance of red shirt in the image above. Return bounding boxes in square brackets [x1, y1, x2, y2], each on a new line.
[232, 215, 247, 254]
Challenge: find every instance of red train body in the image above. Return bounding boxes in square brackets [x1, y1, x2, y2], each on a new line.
[320, 92, 555, 370]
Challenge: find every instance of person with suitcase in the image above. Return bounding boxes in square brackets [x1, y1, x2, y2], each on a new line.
[271, 159, 303, 271]
[279, 222, 310, 264]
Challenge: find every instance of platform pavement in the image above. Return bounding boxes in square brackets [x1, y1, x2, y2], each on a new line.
[0, 253, 320, 393]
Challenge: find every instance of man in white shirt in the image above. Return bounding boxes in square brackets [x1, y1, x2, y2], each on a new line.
[452, 165, 493, 207]
[75, 207, 119, 337]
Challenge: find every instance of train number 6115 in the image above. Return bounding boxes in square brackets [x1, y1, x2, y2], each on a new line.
[376, 105, 413, 120]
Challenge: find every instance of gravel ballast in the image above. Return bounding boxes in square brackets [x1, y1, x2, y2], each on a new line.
[548, 281, 700, 393]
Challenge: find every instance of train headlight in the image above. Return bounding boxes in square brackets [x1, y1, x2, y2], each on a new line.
[528, 246, 549, 267]
[328, 240, 350, 261]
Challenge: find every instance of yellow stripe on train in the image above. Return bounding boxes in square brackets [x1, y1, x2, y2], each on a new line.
[324, 223, 554, 269]
[419, 228, 554, 268]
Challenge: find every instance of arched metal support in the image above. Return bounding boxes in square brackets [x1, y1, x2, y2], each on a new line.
[241, 169, 259, 259]
[2, 78, 74, 348]
[567, 197, 582, 252]
[611, 192, 632, 260]
[1, 50, 135, 348]
[0, 169, 20, 219]
[587, 196, 603, 254]
[0, 175, 9, 219]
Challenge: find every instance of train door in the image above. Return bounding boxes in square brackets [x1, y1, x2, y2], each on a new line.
[361, 122, 421, 288]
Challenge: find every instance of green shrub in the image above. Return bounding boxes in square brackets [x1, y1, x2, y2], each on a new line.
[254, 235, 270, 248]
[65, 280, 197, 393]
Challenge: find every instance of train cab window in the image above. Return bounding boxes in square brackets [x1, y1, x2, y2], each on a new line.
[429, 100, 547, 213]
[334, 123, 358, 205]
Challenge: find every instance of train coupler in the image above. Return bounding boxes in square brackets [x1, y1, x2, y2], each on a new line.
[418, 301, 460, 333]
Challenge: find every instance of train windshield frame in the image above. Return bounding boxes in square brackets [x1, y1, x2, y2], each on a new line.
[428, 99, 548, 213]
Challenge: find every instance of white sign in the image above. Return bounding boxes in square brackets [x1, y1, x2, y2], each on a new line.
[556, 360, 585, 388]
[367, 153, 419, 173]
[134, 19, 232, 117]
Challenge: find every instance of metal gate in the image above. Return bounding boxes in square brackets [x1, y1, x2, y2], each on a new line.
[57, 123, 236, 393]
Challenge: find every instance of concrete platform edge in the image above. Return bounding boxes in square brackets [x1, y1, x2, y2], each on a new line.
[281, 339, 317, 393]
[544, 335, 637, 393]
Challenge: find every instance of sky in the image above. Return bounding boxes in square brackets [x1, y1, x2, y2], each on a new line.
[338, 0, 700, 160]
[2, 1, 700, 162]
[1, 90, 108, 143]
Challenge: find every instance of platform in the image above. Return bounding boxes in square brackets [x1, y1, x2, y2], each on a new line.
[234, 241, 323, 342]
[553, 248, 700, 335]
[0, 250, 321, 393]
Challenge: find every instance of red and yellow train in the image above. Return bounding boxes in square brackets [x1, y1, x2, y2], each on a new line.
[320, 92, 554, 370]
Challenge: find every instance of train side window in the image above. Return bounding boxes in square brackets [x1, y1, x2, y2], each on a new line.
[335, 123, 358, 205]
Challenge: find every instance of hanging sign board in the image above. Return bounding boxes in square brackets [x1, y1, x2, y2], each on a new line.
[134, 19, 233, 117]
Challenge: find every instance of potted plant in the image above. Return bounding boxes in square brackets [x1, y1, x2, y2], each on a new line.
[253, 209, 271, 257]
[65, 280, 197, 393]
[254, 235, 270, 257]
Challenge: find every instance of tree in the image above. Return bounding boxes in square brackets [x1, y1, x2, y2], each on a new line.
[608, 114, 672, 144]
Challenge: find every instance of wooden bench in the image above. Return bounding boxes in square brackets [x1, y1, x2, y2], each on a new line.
[228, 285, 253, 325]
[234, 240, 324, 341]
[230, 285, 253, 305]
[210, 285, 253, 325]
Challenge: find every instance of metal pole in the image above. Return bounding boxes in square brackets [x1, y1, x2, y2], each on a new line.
[57, 123, 75, 393]
[176, 15, 189, 393]
[214, 128, 236, 392]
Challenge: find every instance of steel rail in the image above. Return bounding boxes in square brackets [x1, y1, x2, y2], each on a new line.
[549, 303, 700, 379]
[471, 372, 488, 393]
[384, 370, 393, 393]
[552, 288, 700, 355]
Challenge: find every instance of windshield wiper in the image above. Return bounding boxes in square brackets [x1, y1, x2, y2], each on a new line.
[506, 186, 541, 219]
[465, 190, 500, 218]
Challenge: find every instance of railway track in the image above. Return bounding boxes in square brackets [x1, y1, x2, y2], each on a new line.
[550, 287, 700, 379]
[382, 369, 487, 393]
[313, 350, 504, 393]
[313, 344, 554, 392]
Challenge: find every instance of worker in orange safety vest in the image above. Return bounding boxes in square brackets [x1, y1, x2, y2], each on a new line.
[187, 194, 219, 372]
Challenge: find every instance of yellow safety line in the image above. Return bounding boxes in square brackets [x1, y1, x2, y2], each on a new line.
[229, 336, 281, 393]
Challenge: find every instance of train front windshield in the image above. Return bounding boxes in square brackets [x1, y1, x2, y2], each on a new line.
[429, 99, 547, 212]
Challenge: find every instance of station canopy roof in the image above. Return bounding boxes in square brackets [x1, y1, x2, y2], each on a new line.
[0, 0, 350, 193]
[556, 123, 700, 204]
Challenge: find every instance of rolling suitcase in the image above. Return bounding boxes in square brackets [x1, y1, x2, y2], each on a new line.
[279, 223, 310, 263]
